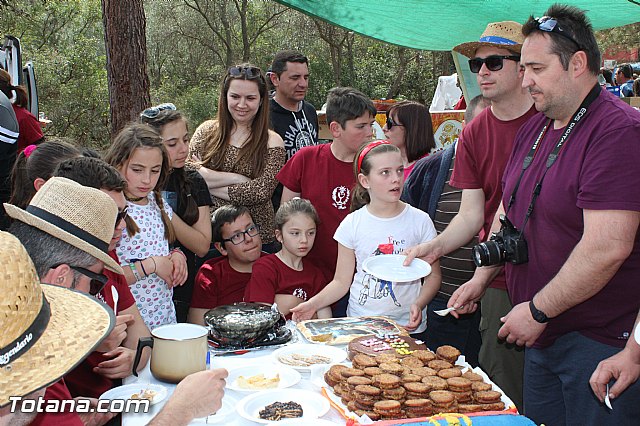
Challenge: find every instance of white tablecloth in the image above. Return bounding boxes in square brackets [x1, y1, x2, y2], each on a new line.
[122, 342, 347, 425]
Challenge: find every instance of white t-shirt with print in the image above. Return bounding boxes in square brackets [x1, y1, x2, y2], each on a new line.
[334, 203, 436, 334]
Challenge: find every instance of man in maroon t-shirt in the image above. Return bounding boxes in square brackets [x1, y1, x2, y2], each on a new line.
[492, 6, 640, 423]
[405, 21, 535, 410]
[188, 205, 263, 325]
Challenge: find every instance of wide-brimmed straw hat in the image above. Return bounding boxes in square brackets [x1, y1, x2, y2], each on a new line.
[453, 21, 524, 58]
[0, 231, 114, 407]
[4, 177, 123, 273]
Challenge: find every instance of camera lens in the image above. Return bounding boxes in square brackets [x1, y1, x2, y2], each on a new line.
[472, 241, 503, 267]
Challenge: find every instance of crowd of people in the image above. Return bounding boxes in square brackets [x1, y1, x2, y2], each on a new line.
[1, 3, 640, 426]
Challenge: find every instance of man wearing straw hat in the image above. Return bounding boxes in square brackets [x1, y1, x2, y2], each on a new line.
[2, 179, 227, 424]
[405, 21, 536, 410]
[0, 231, 116, 425]
[0, 232, 228, 426]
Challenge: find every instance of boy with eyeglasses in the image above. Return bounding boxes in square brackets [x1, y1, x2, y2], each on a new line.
[276, 87, 376, 317]
[404, 21, 536, 411]
[187, 205, 263, 325]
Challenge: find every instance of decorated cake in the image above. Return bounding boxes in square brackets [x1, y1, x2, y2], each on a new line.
[348, 334, 427, 359]
[298, 316, 407, 345]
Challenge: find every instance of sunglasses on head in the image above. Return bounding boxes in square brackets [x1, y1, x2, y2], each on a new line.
[140, 103, 176, 119]
[228, 66, 262, 79]
[534, 16, 582, 51]
[385, 112, 404, 130]
[52, 264, 109, 296]
[468, 55, 521, 73]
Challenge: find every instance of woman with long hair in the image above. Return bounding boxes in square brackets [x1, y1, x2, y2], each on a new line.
[141, 104, 213, 322]
[189, 64, 285, 252]
[383, 101, 435, 178]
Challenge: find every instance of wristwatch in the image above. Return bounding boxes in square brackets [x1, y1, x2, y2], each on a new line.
[529, 300, 549, 323]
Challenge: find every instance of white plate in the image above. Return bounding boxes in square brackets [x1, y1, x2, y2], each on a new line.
[99, 383, 167, 406]
[237, 389, 330, 424]
[362, 254, 431, 282]
[635, 322, 640, 346]
[272, 344, 347, 372]
[192, 399, 234, 424]
[227, 364, 301, 392]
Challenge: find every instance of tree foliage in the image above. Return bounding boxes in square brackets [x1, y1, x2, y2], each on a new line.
[2, 1, 638, 148]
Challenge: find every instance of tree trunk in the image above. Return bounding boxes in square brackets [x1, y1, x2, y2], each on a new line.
[102, 0, 151, 137]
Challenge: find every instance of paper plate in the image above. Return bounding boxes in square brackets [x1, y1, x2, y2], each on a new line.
[227, 364, 301, 392]
[237, 389, 330, 424]
[362, 254, 431, 282]
[272, 343, 347, 372]
[99, 383, 167, 406]
[192, 399, 234, 424]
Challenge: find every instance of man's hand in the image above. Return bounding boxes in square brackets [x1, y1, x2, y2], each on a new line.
[95, 314, 133, 353]
[497, 301, 546, 347]
[590, 344, 640, 402]
[169, 251, 188, 287]
[93, 347, 136, 379]
[290, 300, 318, 322]
[403, 304, 423, 331]
[447, 280, 484, 318]
[403, 240, 444, 266]
[149, 369, 228, 425]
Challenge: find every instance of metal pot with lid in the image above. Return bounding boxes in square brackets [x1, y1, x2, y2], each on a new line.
[204, 302, 284, 347]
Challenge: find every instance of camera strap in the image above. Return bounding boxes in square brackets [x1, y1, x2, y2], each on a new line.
[506, 83, 601, 235]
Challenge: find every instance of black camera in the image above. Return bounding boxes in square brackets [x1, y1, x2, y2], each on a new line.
[472, 215, 528, 267]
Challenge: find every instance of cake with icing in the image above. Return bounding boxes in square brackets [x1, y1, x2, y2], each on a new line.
[348, 334, 427, 359]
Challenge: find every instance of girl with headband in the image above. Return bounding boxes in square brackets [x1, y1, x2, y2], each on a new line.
[292, 140, 441, 337]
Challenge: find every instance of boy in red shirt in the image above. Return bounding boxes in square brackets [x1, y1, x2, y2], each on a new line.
[188, 205, 263, 324]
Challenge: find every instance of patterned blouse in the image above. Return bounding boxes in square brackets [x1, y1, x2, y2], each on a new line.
[189, 120, 285, 243]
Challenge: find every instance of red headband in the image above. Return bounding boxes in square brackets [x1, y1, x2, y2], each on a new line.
[357, 140, 391, 174]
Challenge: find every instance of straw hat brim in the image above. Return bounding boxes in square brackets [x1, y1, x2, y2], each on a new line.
[0, 284, 115, 407]
[453, 41, 522, 58]
[4, 203, 123, 274]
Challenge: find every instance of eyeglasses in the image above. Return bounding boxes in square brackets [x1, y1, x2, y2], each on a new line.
[222, 224, 260, 245]
[52, 264, 109, 296]
[534, 16, 582, 51]
[140, 103, 176, 119]
[385, 113, 404, 130]
[228, 66, 262, 79]
[468, 55, 520, 73]
[115, 206, 128, 229]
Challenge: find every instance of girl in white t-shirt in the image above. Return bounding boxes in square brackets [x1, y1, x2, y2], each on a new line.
[291, 141, 441, 334]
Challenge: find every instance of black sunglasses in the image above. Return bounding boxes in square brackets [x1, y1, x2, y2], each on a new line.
[115, 206, 128, 229]
[228, 66, 262, 79]
[385, 113, 404, 130]
[468, 55, 521, 73]
[222, 224, 260, 245]
[534, 16, 582, 51]
[140, 103, 176, 119]
[51, 264, 109, 296]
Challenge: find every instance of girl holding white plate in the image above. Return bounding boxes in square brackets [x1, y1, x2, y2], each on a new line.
[291, 141, 441, 337]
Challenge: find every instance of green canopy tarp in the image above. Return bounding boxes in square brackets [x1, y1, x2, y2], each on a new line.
[273, 0, 640, 51]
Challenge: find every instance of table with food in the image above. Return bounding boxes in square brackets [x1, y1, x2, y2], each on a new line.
[115, 301, 537, 426]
